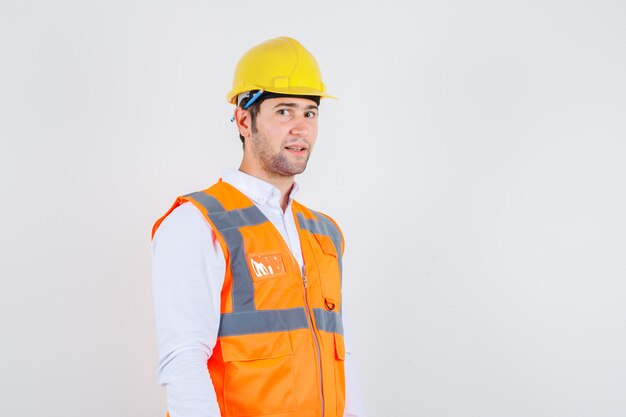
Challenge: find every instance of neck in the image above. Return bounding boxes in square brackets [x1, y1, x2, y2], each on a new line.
[238, 163, 295, 212]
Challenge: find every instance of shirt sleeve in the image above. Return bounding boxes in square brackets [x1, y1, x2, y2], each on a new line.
[342, 319, 368, 417]
[152, 202, 225, 417]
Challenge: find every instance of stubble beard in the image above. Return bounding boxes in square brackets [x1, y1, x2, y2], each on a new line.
[250, 130, 311, 178]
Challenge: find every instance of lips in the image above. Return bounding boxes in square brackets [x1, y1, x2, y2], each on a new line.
[284, 143, 308, 152]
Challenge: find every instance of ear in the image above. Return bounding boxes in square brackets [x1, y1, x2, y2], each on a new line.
[234, 107, 252, 140]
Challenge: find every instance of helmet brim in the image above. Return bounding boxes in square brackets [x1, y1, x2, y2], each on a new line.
[227, 86, 337, 104]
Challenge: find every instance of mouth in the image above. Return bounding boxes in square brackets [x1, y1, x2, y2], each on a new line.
[284, 144, 309, 154]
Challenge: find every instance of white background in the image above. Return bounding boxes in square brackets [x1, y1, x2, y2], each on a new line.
[2, 1, 626, 416]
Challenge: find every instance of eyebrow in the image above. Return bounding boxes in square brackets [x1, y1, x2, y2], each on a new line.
[272, 102, 319, 111]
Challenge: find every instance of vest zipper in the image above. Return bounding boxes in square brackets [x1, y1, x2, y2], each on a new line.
[302, 268, 325, 417]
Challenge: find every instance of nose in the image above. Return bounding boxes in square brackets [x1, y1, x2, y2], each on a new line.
[289, 117, 309, 137]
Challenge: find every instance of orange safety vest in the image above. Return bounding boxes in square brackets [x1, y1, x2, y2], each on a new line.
[153, 180, 346, 417]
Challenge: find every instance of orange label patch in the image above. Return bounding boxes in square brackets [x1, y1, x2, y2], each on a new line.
[249, 253, 286, 279]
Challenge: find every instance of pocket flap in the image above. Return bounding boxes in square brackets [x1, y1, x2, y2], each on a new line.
[314, 234, 338, 257]
[334, 333, 345, 361]
[221, 332, 293, 362]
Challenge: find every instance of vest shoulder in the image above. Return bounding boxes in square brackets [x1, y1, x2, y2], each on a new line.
[178, 181, 257, 214]
[293, 201, 343, 232]
[186, 181, 227, 199]
[152, 182, 222, 239]
[293, 201, 345, 255]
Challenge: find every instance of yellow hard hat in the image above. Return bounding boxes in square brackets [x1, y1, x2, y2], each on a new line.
[226, 36, 335, 104]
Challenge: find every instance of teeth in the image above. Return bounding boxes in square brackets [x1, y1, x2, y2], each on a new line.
[287, 147, 304, 151]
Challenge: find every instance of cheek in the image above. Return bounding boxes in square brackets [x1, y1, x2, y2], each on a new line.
[309, 123, 319, 144]
[255, 120, 285, 144]
[264, 126, 290, 148]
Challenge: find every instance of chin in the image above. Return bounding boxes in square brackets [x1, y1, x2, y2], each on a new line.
[279, 166, 306, 176]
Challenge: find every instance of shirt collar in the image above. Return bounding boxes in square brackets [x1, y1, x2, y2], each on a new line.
[221, 168, 300, 209]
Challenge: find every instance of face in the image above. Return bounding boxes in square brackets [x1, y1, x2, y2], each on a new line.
[242, 97, 319, 178]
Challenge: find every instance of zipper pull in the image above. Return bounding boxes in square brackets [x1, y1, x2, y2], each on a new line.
[302, 265, 308, 288]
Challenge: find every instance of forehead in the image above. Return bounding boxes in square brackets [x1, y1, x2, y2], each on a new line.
[260, 97, 319, 110]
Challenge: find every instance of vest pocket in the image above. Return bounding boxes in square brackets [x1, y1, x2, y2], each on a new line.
[312, 234, 342, 304]
[221, 332, 296, 416]
[314, 233, 338, 257]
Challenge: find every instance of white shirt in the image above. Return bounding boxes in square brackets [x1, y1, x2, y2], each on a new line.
[152, 168, 367, 417]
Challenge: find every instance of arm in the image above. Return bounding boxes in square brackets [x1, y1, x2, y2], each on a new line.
[152, 203, 224, 417]
[343, 322, 368, 417]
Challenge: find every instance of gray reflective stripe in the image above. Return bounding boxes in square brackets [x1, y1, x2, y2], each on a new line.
[219, 308, 309, 337]
[184, 191, 268, 312]
[313, 308, 344, 335]
[186, 191, 226, 212]
[185, 191, 268, 230]
[209, 206, 267, 231]
[296, 212, 342, 256]
[296, 211, 343, 275]
[220, 228, 255, 311]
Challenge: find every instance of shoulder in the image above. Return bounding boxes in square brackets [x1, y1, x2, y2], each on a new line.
[293, 201, 345, 251]
[314, 210, 342, 231]
[294, 201, 342, 229]
[153, 202, 213, 248]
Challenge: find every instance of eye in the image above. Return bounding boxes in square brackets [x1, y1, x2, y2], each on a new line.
[305, 110, 318, 118]
[277, 109, 291, 116]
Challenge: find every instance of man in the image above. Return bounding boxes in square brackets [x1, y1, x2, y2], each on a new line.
[152, 36, 366, 417]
